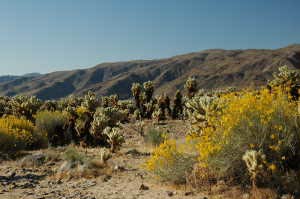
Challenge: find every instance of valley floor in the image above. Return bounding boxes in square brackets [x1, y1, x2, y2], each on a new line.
[0, 121, 245, 199]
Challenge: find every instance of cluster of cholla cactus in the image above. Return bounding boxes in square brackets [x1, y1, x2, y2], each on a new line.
[81, 91, 100, 113]
[0, 96, 11, 117]
[268, 65, 300, 100]
[90, 106, 128, 147]
[242, 150, 266, 187]
[103, 126, 124, 152]
[185, 92, 217, 136]
[130, 79, 193, 121]
[172, 90, 183, 119]
[9, 95, 42, 120]
[184, 77, 198, 99]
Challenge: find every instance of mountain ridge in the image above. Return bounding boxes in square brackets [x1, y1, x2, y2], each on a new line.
[0, 44, 299, 100]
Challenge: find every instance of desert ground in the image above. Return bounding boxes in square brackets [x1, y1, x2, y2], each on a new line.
[0, 120, 247, 199]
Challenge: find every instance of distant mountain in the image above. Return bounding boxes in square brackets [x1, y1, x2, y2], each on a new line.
[0, 75, 19, 83]
[0, 45, 299, 100]
[0, 73, 41, 84]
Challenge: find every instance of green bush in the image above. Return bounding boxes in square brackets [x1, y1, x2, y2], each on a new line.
[144, 128, 165, 146]
[35, 111, 69, 146]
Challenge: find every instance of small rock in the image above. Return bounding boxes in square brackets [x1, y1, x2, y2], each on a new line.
[103, 175, 112, 182]
[184, 191, 194, 196]
[139, 184, 149, 190]
[166, 191, 174, 197]
[113, 165, 126, 172]
[281, 194, 295, 199]
[242, 193, 250, 199]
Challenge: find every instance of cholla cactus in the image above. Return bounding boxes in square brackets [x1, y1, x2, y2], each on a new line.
[131, 83, 142, 108]
[165, 96, 171, 117]
[133, 109, 142, 121]
[10, 95, 42, 120]
[57, 95, 82, 111]
[90, 107, 127, 137]
[118, 100, 135, 113]
[185, 94, 217, 136]
[99, 147, 112, 163]
[184, 77, 198, 98]
[103, 127, 124, 152]
[268, 66, 300, 99]
[242, 150, 266, 187]
[172, 90, 183, 119]
[144, 102, 155, 119]
[152, 108, 164, 123]
[143, 81, 154, 103]
[40, 100, 57, 111]
[81, 91, 100, 112]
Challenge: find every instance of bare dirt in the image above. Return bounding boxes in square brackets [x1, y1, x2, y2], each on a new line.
[0, 120, 245, 199]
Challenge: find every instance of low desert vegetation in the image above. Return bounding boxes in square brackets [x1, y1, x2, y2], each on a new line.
[0, 65, 299, 197]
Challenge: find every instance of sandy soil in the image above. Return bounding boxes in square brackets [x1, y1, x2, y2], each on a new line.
[0, 120, 244, 199]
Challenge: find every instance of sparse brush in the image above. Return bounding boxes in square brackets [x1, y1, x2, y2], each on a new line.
[63, 146, 86, 165]
[35, 111, 69, 146]
[144, 128, 166, 146]
[144, 139, 197, 184]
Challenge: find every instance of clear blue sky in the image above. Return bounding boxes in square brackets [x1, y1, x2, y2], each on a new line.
[0, 0, 299, 75]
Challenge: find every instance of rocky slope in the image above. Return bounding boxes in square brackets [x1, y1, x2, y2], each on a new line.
[0, 45, 299, 100]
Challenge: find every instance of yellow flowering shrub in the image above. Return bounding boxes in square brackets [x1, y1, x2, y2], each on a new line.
[194, 87, 300, 186]
[144, 139, 197, 184]
[0, 116, 46, 152]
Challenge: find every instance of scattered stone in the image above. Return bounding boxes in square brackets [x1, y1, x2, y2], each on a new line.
[113, 165, 126, 172]
[281, 194, 295, 199]
[184, 191, 194, 196]
[103, 175, 112, 182]
[242, 193, 250, 199]
[139, 184, 149, 190]
[166, 191, 174, 197]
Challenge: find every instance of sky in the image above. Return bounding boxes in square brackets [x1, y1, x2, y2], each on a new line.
[0, 0, 299, 75]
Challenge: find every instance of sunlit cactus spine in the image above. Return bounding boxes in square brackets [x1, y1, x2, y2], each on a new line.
[184, 77, 198, 99]
[172, 90, 183, 119]
[143, 81, 154, 103]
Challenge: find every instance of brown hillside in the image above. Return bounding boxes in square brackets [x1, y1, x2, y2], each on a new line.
[0, 44, 299, 100]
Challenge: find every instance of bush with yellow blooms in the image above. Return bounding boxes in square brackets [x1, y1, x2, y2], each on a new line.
[194, 87, 300, 190]
[0, 115, 46, 152]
